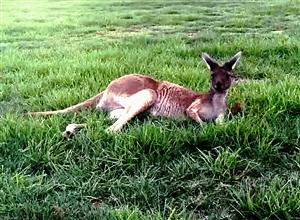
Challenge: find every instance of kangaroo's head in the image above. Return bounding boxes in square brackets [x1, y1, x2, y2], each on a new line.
[202, 51, 242, 93]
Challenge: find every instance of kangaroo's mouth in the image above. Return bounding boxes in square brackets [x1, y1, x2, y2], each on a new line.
[213, 84, 229, 92]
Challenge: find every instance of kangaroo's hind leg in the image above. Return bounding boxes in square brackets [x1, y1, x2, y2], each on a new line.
[107, 89, 157, 133]
[109, 109, 126, 120]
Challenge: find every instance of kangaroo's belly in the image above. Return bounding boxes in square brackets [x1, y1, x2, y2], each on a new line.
[148, 102, 187, 118]
[148, 84, 199, 118]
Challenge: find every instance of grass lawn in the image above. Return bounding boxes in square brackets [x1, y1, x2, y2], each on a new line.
[1, 0, 300, 219]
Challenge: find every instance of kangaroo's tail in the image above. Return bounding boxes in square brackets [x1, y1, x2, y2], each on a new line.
[24, 92, 104, 117]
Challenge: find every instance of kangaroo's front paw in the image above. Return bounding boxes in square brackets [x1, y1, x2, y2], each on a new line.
[230, 102, 244, 116]
[215, 113, 225, 124]
[63, 123, 86, 140]
[229, 102, 244, 120]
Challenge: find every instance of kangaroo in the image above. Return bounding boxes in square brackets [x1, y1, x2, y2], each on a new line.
[25, 51, 242, 137]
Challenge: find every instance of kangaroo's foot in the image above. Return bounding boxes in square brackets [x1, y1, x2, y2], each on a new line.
[63, 123, 86, 140]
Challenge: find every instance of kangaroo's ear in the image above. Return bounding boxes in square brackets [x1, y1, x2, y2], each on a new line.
[223, 51, 242, 71]
[202, 52, 219, 71]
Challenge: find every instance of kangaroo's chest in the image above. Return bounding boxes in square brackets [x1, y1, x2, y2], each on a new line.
[198, 94, 227, 121]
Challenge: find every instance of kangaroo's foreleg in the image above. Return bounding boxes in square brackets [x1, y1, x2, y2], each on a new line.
[107, 89, 157, 133]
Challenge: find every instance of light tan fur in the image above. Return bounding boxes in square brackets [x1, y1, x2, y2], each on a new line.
[25, 52, 242, 136]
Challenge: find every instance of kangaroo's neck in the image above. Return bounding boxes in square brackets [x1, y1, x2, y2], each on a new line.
[211, 90, 228, 96]
[209, 88, 228, 107]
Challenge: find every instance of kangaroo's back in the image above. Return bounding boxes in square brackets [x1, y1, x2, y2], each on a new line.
[105, 74, 160, 97]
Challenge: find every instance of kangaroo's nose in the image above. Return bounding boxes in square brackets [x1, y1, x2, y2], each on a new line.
[216, 81, 222, 87]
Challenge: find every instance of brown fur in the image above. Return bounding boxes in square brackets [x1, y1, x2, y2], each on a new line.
[25, 51, 242, 133]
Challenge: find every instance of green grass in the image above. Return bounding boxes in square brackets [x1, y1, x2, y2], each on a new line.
[1, 0, 300, 219]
